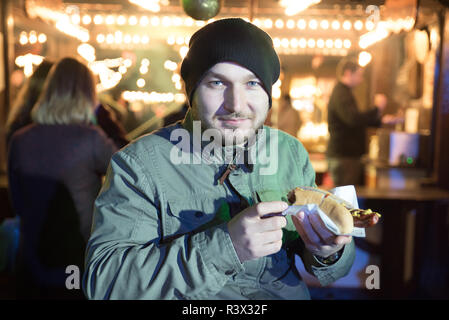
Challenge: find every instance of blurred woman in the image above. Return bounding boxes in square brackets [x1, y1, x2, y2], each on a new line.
[7, 57, 117, 299]
[5, 60, 53, 147]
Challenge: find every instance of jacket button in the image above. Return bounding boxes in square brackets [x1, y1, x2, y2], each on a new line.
[194, 211, 204, 218]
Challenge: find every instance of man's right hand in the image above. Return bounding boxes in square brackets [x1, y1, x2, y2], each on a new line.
[374, 93, 387, 112]
[227, 201, 288, 263]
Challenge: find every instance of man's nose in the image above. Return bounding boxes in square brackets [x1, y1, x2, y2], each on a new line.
[224, 85, 246, 113]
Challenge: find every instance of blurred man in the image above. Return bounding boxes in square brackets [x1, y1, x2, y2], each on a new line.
[327, 58, 387, 186]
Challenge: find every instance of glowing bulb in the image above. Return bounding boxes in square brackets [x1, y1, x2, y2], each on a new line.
[71, 14, 81, 25]
[354, 20, 364, 31]
[96, 34, 105, 43]
[331, 20, 340, 30]
[320, 20, 329, 30]
[307, 39, 316, 48]
[179, 46, 189, 58]
[82, 15, 91, 25]
[28, 31, 37, 44]
[93, 15, 103, 25]
[358, 51, 372, 67]
[19, 32, 28, 45]
[117, 14, 126, 26]
[140, 16, 149, 26]
[151, 16, 160, 26]
[309, 19, 318, 30]
[137, 78, 145, 88]
[105, 15, 115, 25]
[141, 35, 149, 44]
[128, 16, 138, 26]
[139, 65, 148, 74]
[38, 33, 47, 43]
[334, 38, 343, 49]
[264, 19, 273, 29]
[297, 19, 306, 29]
[275, 19, 284, 29]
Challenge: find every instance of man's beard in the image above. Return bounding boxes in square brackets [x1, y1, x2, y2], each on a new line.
[199, 113, 265, 146]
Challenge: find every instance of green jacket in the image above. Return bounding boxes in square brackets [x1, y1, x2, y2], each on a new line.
[83, 111, 355, 300]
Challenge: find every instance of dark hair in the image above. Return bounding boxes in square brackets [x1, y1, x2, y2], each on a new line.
[6, 60, 54, 143]
[336, 58, 361, 79]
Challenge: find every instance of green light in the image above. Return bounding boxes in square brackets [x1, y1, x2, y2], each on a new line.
[406, 157, 413, 164]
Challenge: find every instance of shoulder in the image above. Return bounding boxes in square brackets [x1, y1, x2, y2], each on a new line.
[118, 123, 180, 160]
[264, 126, 306, 152]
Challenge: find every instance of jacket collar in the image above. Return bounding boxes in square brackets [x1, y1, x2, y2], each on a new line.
[180, 108, 266, 169]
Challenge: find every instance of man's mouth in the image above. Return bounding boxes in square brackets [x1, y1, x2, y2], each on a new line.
[219, 118, 249, 125]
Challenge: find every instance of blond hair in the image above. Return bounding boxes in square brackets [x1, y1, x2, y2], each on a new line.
[32, 57, 96, 125]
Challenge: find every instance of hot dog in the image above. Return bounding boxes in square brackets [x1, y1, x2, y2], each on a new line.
[287, 187, 381, 234]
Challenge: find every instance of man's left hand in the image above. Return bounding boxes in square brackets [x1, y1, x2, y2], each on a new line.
[292, 211, 352, 258]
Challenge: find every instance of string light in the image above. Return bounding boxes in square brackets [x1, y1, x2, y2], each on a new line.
[137, 78, 146, 88]
[89, 58, 127, 92]
[354, 20, 364, 31]
[55, 16, 89, 42]
[15, 53, 44, 77]
[164, 60, 178, 71]
[280, 0, 322, 16]
[331, 20, 340, 30]
[358, 51, 372, 67]
[28, 31, 37, 44]
[320, 20, 329, 30]
[122, 91, 185, 104]
[359, 22, 389, 49]
[93, 14, 103, 25]
[128, 0, 162, 13]
[77, 43, 96, 62]
[105, 15, 115, 25]
[82, 15, 91, 25]
[297, 19, 306, 29]
[117, 15, 127, 25]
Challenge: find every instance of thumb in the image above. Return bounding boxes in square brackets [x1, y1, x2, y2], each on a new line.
[254, 201, 289, 218]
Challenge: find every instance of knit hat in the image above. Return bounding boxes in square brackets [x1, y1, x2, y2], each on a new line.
[180, 18, 280, 107]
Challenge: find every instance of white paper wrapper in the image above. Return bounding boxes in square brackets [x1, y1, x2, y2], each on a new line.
[282, 185, 366, 237]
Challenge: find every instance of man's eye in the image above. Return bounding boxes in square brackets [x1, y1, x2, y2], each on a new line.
[209, 80, 224, 86]
[247, 81, 260, 87]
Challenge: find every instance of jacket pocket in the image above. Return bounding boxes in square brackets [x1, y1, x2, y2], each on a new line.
[165, 196, 225, 237]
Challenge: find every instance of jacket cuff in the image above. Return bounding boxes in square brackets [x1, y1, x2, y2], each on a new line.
[302, 239, 356, 287]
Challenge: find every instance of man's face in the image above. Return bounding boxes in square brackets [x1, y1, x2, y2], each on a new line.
[191, 62, 269, 146]
[351, 67, 364, 87]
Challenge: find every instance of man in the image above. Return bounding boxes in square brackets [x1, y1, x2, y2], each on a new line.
[327, 58, 387, 186]
[83, 18, 355, 300]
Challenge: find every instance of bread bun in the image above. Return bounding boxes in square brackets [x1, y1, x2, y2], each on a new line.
[288, 187, 354, 234]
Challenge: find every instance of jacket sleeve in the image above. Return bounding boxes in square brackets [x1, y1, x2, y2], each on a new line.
[287, 138, 356, 286]
[82, 150, 244, 300]
[333, 90, 381, 128]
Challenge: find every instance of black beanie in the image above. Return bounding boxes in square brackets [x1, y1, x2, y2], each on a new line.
[180, 18, 280, 107]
